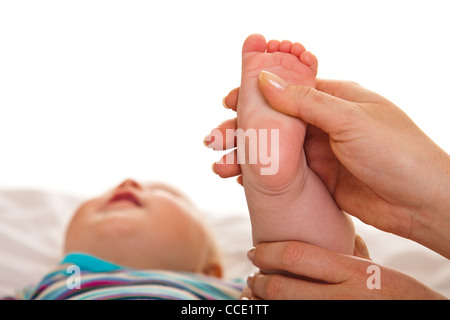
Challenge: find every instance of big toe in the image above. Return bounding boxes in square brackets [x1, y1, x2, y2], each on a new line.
[242, 34, 267, 56]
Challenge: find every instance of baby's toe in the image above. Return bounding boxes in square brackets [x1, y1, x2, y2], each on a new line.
[267, 40, 280, 53]
[291, 42, 306, 58]
[300, 51, 318, 74]
[242, 34, 267, 56]
[279, 40, 293, 53]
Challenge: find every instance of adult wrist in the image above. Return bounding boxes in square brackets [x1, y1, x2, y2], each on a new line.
[411, 151, 450, 259]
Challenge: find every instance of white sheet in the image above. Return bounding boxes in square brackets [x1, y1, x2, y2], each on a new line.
[0, 189, 448, 298]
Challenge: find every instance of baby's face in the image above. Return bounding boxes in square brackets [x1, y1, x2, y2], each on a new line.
[64, 179, 213, 274]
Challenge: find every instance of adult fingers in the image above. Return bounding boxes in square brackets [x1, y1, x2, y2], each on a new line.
[247, 272, 349, 300]
[203, 118, 237, 150]
[212, 150, 241, 178]
[223, 87, 239, 111]
[258, 71, 359, 134]
[315, 78, 382, 103]
[221, 79, 374, 113]
[248, 255, 447, 300]
[248, 241, 366, 284]
[239, 285, 261, 300]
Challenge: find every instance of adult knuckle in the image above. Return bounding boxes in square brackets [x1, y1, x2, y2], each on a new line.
[280, 242, 305, 268]
[331, 103, 364, 137]
[299, 85, 320, 103]
[341, 103, 362, 124]
[340, 260, 369, 285]
[264, 275, 283, 300]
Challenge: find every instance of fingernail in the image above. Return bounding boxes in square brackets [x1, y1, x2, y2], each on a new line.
[354, 234, 371, 259]
[247, 247, 256, 262]
[259, 70, 288, 90]
[222, 97, 230, 109]
[203, 133, 213, 147]
[247, 273, 255, 287]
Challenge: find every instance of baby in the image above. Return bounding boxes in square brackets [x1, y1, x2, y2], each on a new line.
[6, 34, 356, 300]
[206, 34, 355, 255]
[6, 179, 243, 300]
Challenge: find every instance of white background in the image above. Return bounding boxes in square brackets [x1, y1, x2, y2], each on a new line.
[1, 0, 449, 215]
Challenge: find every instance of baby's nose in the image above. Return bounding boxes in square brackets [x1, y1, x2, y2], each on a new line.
[117, 178, 142, 190]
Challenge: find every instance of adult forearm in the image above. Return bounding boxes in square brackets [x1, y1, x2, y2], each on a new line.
[411, 150, 450, 259]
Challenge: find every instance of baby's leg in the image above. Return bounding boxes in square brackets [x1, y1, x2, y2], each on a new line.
[237, 34, 354, 254]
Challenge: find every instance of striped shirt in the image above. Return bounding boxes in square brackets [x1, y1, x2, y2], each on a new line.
[6, 253, 244, 300]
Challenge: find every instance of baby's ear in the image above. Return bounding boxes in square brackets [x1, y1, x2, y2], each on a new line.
[202, 262, 223, 278]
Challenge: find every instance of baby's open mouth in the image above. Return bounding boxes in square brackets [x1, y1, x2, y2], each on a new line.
[107, 191, 142, 207]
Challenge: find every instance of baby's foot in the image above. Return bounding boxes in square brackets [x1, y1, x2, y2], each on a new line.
[237, 35, 317, 194]
[238, 34, 354, 253]
[237, 34, 317, 190]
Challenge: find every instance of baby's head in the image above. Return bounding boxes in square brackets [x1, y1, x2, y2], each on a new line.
[63, 179, 222, 278]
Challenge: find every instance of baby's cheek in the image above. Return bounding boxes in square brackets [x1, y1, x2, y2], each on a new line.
[74, 198, 104, 217]
[165, 222, 205, 259]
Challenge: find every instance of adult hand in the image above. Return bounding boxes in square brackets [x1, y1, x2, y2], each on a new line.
[242, 241, 447, 300]
[207, 73, 450, 258]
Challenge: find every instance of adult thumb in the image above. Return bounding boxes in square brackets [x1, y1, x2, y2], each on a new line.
[258, 71, 355, 133]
